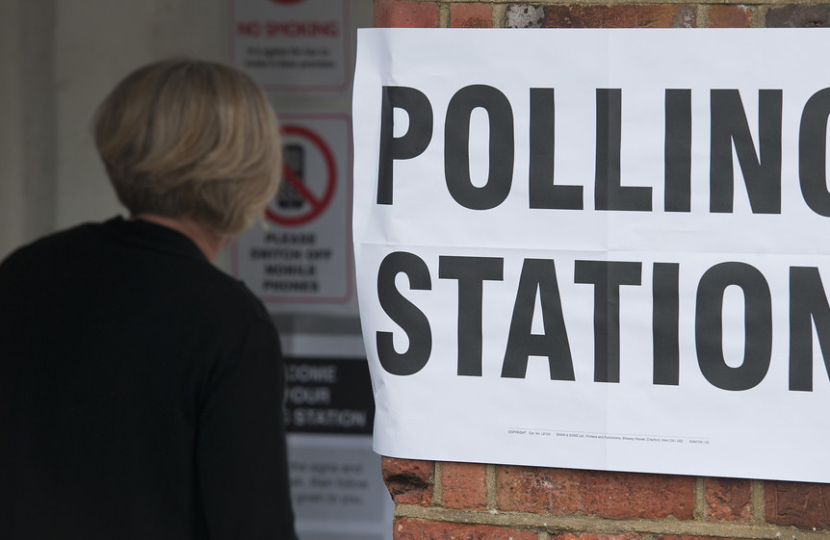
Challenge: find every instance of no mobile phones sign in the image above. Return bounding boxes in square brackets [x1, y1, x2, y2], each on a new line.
[233, 113, 353, 310]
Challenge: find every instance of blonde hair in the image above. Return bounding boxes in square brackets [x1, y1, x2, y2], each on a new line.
[94, 59, 281, 236]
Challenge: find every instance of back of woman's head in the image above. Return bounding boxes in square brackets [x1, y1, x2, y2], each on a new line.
[94, 59, 281, 236]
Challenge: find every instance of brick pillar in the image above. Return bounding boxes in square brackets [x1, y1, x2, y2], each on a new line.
[373, 2, 830, 538]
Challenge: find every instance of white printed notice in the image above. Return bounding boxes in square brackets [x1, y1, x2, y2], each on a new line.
[352, 29, 830, 483]
[282, 335, 391, 540]
[230, 0, 349, 92]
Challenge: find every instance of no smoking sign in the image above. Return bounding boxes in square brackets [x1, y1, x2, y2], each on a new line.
[230, 0, 349, 92]
[233, 114, 353, 311]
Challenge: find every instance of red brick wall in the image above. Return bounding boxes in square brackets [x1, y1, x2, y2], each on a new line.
[372, 1, 830, 539]
[383, 457, 830, 539]
[375, 0, 830, 28]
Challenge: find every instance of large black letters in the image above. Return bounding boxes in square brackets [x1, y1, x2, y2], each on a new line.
[439, 256, 504, 376]
[574, 260, 643, 382]
[653, 263, 681, 385]
[695, 262, 772, 391]
[665, 90, 692, 212]
[501, 259, 575, 380]
[709, 90, 782, 214]
[789, 267, 830, 391]
[799, 88, 830, 216]
[595, 89, 652, 212]
[445, 85, 515, 210]
[377, 86, 433, 205]
[529, 88, 583, 210]
[376, 252, 432, 375]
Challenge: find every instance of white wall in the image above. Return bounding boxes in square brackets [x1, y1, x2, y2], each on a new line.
[2, 0, 372, 272]
[54, 0, 227, 230]
[1, 0, 57, 261]
[1, 0, 230, 259]
[0, 1, 26, 261]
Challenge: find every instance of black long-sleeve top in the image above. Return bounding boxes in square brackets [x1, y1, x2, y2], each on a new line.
[0, 217, 297, 540]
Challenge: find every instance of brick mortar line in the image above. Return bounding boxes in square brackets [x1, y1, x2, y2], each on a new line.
[392, 505, 828, 539]
[432, 461, 443, 507]
[693, 476, 707, 520]
[752, 4, 766, 26]
[485, 464, 497, 511]
[751, 479, 767, 523]
[697, 4, 711, 27]
[438, 2, 451, 27]
[493, 4, 509, 27]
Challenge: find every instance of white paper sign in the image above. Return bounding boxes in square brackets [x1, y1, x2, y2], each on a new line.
[352, 28, 830, 483]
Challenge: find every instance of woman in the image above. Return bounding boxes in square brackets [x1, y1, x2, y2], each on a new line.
[0, 60, 297, 540]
